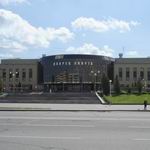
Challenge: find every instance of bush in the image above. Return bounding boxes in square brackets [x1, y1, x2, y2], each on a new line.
[114, 75, 120, 95]
[127, 87, 131, 94]
[101, 73, 110, 95]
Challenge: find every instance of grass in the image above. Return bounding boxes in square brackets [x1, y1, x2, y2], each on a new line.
[105, 94, 150, 104]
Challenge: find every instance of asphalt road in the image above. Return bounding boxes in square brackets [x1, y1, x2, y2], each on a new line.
[0, 111, 150, 150]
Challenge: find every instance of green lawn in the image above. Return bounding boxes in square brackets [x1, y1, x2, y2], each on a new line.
[105, 94, 150, 104]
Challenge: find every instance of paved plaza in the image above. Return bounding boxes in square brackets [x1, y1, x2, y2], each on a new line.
[0, 103, 148, 111]
[0, 111, 150, 150]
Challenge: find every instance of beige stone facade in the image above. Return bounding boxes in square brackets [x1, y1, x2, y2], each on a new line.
[0, 59, 41, 92]
[114, 58, 150, 88]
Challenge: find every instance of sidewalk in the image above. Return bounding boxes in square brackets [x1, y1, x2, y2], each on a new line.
[0, 103, 149, 111]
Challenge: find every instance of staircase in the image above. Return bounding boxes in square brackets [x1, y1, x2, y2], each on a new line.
[0, 92, 101, 104]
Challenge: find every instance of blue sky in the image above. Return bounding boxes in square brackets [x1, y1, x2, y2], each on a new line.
[0, 0, 149, 59]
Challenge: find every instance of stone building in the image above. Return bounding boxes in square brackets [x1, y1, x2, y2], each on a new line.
[114, 58, 150, 89]
[0, 59, 43, 92]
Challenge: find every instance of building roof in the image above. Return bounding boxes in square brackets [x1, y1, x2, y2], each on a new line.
[1, 59, 39, 65]
[115, 58, 150, 64]
[42, 54, 115, 62]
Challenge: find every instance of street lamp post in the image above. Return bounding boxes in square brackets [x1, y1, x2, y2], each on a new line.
[109, 80, 112, 96]
[12, 71, 19, 92]
[145, 81, 147, 91]
[94, 73, 97, 91]
[91, 70, 100, 92]
[35, 85, 37, 92]
[12, 73, 15, 92]
[142, 79, 147, 91]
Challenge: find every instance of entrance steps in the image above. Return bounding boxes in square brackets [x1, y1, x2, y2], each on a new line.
[0, 92, 101, 104]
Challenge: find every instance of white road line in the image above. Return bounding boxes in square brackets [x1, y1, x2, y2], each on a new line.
[0, 135, 81, 140]
[133, 139, 150, 141]
[0, 116, 150, 121]
[0, 123, 94, 128]
[129, 126, 150, 129]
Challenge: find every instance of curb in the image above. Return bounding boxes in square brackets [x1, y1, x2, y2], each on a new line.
[0, 108, 149, 112]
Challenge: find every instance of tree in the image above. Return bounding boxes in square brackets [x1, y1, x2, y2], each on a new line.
[101, 73, 109, 95]
[114, 75, 120, 95]
[0, 78, 2, 92]
[137, 78, 143, 94]
[127, 86, 131, 94]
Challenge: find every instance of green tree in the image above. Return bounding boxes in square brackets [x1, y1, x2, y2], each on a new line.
[137, 78, 143, 94]
[0, 78, 2, 92]
[101, 73, 109, 95]
[114, 75, 120, 95]
[127, 86, 131, 94]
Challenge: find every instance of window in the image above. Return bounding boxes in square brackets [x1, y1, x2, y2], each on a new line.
[15, 69, 19, 78]
[147, 68, 150, 81]
[53, 62, 55, 66]
[9, 69, 13, 79]
[118, 68, 122, 79]
[22, 69, 26, 81]
[2, 69, 6, 78]
[29, 69, 32, 79]
[133, 68, 137, 79]
[59, 62, 61, 65]
[126, 68, 130, 80]
[140, 68, 144, 79]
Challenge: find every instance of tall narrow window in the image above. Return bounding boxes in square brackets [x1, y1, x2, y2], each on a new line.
[126, 68, 130, 81]
[118, 68, 122, 79]
[15, 69, 19, 78]
[147, 68, 150, 81]
[9, 69, 13, 79]
[22, 69, 26, 81]
[2, 69, 6, 78]
[29, 69, 32, 79]
[140, 68, 144, 79]
[133, 68, 137, 79]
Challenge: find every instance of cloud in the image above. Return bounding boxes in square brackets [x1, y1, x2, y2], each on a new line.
[0, 9, 73, 54]
[0, 38, 27, 53]
[66, 43, 114, 57]
[72, 17, 140, 33]
[126, 50, 139, 57]
[0, 53, 14, 59]
[0, 0, 28, 5]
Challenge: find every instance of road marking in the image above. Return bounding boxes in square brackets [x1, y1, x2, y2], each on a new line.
[0, 135, 81, 140]
[0, 123, 94, 128]
[129, 126, 150, 129]
[133, 139, 150, 141]
[0, 116, 150, 121]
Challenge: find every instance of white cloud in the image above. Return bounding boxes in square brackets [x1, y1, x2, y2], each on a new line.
[0, 0, 28, 5]
[0, 9, 73, 53]
[66, 43, 114, 57]
[0, 38, 27, 53]
[126, 50, 139, 57]
[0, 53, 14, 59]
[72, 17, 140, 33]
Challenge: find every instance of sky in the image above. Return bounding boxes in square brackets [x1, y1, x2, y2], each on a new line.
[0, 0, 150, 59]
